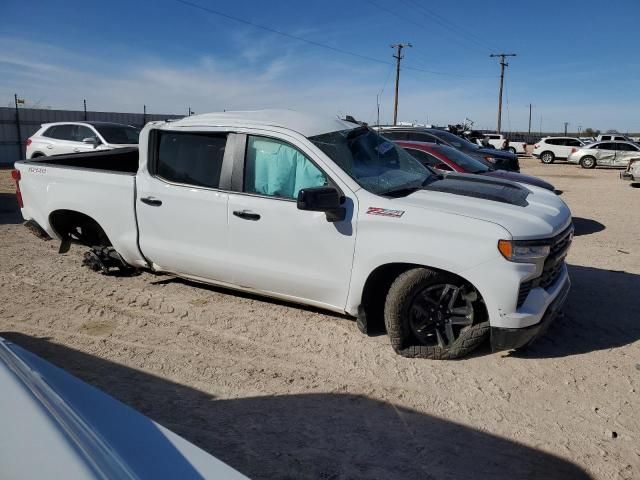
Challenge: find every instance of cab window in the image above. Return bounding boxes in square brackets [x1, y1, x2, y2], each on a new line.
[244, 136, 327, 200]
[155, 131, 227, 189]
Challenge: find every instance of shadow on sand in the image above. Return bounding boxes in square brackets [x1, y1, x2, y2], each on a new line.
[0, 192, 23, 225]
[513, 264, 640, 358]
[1, 332, 591, 480]
[571, 217, 605, 236]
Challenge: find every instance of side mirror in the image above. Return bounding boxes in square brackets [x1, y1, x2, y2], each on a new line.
[83, 137, 101, 148]
[297, 186, 346, 222]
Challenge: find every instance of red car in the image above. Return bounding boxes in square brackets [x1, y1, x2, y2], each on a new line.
[397, 141, 556, 192]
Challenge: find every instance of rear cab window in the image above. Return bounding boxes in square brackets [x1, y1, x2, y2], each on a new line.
[154, 131, 227, 189]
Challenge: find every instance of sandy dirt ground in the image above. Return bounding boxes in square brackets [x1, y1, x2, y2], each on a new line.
[1, 159, 639, 480]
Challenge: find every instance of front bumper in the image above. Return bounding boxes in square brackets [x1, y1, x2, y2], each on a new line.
[491, 275, 570, 351]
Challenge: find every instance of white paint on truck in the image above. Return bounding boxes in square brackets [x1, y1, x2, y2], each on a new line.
[14, 110, 573, 357]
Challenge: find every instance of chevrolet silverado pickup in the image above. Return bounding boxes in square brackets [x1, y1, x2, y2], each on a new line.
[12, 110, 573, 359]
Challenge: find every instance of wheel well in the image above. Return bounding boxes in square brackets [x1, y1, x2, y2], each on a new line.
[30, 152, 44, 158]
[49, 210, 111, 247]
[541, 150, 554, 156]
[359, 263, 485, 332]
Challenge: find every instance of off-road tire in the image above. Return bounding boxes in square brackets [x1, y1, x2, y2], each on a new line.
[384, 268, 489, 360]
[540, 151, 555, 164]
[580, 156, 597, 169]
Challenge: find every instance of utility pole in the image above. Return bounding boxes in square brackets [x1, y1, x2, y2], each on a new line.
[143, 104, 147, 126]
[391, 43, 412, 126]
[564, 122, 569, 136]
[528, 103, 532, 135]
[490, 53, 516, 133]
[578, 125, 582, 136]
[14, 93, 24, 159]
[83, 99, 87, 121]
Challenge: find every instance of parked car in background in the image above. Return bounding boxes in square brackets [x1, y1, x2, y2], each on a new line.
[567, 141, 640, 168]
[578, 137, 596, 144]
[596, 134, 635, 142]
[475, 133, 527, 155]
[397, 141, 556, 192]
[376, 126, 520, 172]
[26, 122, 140, 159]
[533, 137, 584, 164]
[13, 110, 573, 359]
[620, 159, 640, 184]
[0, 336, 248, 479]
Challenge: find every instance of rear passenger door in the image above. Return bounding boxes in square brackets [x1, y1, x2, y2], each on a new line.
[136, 130, 235, 282]
[46, 125, 80, 156]
[226, 133, 357, 310]
[593, 142, 616, 165]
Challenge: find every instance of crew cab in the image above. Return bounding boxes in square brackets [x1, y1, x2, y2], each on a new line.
[596, 134, 635, 143]
[12, 110, 573, 359]
[477, 133, 527, 155]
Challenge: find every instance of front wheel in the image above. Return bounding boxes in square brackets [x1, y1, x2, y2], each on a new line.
[384, 268, 489, 359]
[508, 147, 517, 154]
[540, 151, 555, 164]
[580, 156, 597, 169]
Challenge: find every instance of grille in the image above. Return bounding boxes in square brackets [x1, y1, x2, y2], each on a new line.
[517, 281, 533, 308]
[517, 224, 573, 307]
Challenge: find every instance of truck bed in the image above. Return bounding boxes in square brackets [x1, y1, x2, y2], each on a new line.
[15, 147, 145, 267]
[30, 147, 139, 174]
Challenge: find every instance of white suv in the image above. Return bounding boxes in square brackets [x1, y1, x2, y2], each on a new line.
[25, 122, 140, 159]
[533, 137, 584, 164]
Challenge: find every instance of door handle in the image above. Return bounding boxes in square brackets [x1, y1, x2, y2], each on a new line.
[140, 196, 163, 206]
[233, 210, 261, 221]
[46, 145, 54, 149]
[73, 148, 80, 152]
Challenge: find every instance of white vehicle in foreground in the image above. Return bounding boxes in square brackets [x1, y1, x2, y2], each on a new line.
[13, 110, 573, 359]
[621, 158, 640, 184]
[532, 137, 585, 164]
[25, 121, 140, 159]
[477, 133, 527, 154]
[0, 336, 247, 479]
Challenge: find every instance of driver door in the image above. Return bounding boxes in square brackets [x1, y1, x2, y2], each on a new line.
[226, 133, 357, 310]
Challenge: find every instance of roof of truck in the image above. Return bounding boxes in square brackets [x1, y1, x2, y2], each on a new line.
[167, 109, 354, 137]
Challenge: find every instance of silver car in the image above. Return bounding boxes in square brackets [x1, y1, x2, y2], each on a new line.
[567, 141, 640, 169]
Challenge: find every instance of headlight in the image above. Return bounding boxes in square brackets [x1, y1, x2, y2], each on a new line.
[498, 239, 550, 263]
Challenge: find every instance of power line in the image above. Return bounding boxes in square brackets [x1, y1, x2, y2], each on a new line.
[175, 0, 389, 65]
[174, 0, 489, 79]
[398, 0, 497, 52]
[366, 0, 469, 53]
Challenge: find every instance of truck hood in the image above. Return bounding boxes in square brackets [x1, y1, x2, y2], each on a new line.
[395, 174, 571, 239]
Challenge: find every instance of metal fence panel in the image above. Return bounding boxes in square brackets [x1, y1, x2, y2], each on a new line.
[0, 107, 183, 165]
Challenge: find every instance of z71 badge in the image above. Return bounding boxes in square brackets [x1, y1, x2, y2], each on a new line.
[366, 207, 405, 218]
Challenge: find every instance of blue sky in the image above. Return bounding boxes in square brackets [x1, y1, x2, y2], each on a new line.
[1, 0, 639, 132]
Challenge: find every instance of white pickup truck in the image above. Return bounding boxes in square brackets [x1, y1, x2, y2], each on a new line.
[477, 134, 527, 155]
[12, 110, 573, 359]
